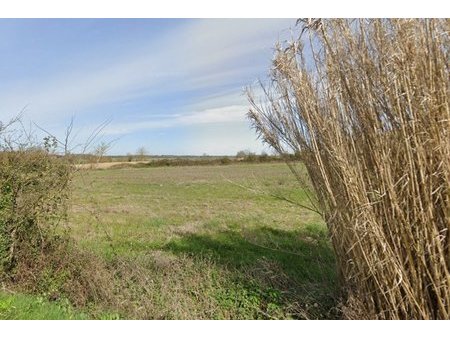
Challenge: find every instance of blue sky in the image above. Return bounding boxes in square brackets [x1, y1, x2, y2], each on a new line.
[0, 19, 294, 155]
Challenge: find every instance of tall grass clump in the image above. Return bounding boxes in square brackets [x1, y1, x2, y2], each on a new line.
[248, 19, 449, 319]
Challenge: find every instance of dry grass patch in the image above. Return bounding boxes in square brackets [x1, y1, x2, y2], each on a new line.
[249, 18, 449, 319]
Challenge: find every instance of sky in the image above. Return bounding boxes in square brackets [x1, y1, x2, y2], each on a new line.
[0, 19, 294, 155]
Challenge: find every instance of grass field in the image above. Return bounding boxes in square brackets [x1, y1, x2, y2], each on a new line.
[0, 292, 88, 320]
[3, 162, 338, 319]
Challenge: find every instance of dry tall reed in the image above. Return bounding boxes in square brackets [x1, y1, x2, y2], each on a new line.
[248, 19, 449, 319]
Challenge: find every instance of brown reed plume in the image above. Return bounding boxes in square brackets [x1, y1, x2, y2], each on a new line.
[248, 19, 450, 319]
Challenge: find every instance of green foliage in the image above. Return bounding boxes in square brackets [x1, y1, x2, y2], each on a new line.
[0, 292, 88, 320]
[219, 157, 231, 165]
[0, 149, 72, 272]
[0, 183, 13, 267]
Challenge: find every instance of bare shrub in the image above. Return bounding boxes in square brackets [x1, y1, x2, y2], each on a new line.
[248, 19, 449, 319]
[92, 142, 110, 163]
[136, 146, 148, 161]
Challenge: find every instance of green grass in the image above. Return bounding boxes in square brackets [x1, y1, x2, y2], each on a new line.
[9, 163, 339, 319]
[0, 292, 89, 320]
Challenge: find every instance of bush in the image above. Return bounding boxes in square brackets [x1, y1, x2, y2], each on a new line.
[248, 19, 450, 319]
[219, 157, 231, 165]
[0, 121, 116, 313]
[0, 149, 72, 272]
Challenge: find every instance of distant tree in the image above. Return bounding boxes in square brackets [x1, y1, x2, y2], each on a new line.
[93, 142, 110, 163]
[236, 150, 244, 158]
[126, 152, 133, 162]
[236, 149, 257, 161]
[136, 147, 148, 161]
[236, 150, 248, 158]
[246, 151, 257, 162]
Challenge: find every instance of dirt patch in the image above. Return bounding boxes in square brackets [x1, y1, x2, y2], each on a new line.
[75, 161, 147, 170]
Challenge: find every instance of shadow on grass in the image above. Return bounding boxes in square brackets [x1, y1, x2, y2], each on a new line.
[164, 225, 340, 319]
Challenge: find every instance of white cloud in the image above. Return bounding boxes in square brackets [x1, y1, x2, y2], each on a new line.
[185, 125, 266, 155]
[188, 84, 267, 111]
[103, 104, 249, 135]
[0, 19, 293, 123]
[0, 19, 292, 155]
[172, 19, 292, 71]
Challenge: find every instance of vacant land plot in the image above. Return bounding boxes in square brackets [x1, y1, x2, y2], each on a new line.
[0, 162, 338, 319]
[65, 163, 338, 319]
